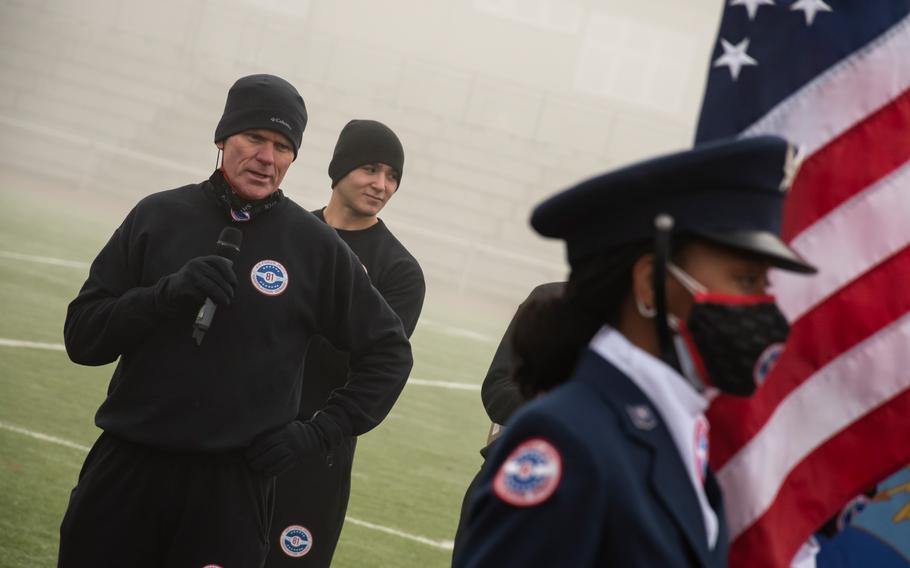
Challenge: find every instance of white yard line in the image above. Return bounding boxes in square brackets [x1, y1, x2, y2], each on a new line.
[345, 517, 454, 550]
[0, 251, 89, 269]
[0, 338, 66, 351]
[418, 318, 498, 344]
[408, 378, 480, 392]
[0, 421, 455, 551]
[0, 421, 91, 452]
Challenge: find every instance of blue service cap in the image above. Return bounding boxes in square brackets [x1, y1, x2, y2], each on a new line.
[531, 135, 816, 274]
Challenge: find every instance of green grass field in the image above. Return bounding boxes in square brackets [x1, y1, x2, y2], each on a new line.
[0, 181, 502, 567]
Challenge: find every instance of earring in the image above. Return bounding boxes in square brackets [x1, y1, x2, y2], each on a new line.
[636, 296, 656, 318]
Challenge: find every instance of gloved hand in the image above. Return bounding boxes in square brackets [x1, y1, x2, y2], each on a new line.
[245, 421, 327, 478]
[155, 255, 238, 316]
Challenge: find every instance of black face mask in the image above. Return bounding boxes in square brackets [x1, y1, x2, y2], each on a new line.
[667, 264, 790, 397]
[209, 169, 283, 222]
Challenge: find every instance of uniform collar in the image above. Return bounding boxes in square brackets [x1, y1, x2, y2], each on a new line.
[588, 325, 718, 550]
[588, 325, 707, 417]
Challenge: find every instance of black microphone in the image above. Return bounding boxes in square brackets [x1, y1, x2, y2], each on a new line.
[192, 227, 243, 345]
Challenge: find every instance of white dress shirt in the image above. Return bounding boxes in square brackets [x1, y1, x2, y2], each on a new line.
[589, 325, 719, 549]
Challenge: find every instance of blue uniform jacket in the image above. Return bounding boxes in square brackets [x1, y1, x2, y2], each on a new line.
[454, 348, 729, 567]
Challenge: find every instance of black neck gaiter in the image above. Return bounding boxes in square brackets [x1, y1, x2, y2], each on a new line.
[209, 169, 283, 221]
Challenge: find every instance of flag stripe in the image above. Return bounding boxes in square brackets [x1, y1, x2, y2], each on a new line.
[717, 310, 910, 539]
[709, 245, 910, 467]
[781, 89, 910, 241]
[742, 13, 910, 158]
[728, 387, 910, 567]
[774, 159, 910, 322]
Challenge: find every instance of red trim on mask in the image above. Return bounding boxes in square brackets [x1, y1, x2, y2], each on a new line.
[675, 319, 713, 388]
[693, 292, 776, 305]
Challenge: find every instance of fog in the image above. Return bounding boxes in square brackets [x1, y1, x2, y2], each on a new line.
[0, 0, 723, 326]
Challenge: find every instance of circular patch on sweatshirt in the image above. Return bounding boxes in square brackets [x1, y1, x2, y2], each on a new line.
[251, 260, 288, 296]
[493, 438, 562, 507]
[280, 525, 313, 558]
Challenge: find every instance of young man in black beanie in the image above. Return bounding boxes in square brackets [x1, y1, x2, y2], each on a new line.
[265, 119, 425, 567]
[59, 78, 413, 567]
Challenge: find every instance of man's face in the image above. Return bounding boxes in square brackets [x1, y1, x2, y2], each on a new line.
[333, 163, 400, 218]
[219, 129, 295, 200]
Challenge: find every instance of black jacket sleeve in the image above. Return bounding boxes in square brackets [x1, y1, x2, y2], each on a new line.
[295, 251, 425, 422]
[377, 258, 425, 338]
[480, 306, 522, 425]
[480, 282, 566, 425]
[308, 238, 414, 448]
[63, 210, 165, 366]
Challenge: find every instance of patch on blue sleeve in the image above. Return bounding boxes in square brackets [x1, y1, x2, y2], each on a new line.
[493, 437, 563, 507]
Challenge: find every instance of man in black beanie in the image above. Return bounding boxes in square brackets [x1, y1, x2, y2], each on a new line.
[59, 78, 413, 567]
[265, 119, 425, 567]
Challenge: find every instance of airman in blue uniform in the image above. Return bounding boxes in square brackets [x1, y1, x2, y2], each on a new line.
[454, 136, 817, 567]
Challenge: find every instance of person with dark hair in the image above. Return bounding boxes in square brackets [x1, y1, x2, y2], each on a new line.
[454, 135, 816, 567]
[451, 281, 564, 557]
[59, 76, 412, 567]
[266, 119, 424, 566]
[481, 282, 566, 425]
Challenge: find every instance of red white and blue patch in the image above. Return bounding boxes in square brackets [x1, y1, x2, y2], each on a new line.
[493, 438, 562, 507]
[251, 259, 289, 296]
[280, 525, 313, 558]
[754, 342, 785, 386]
[693, 416, 710, 484]
[230, 209, 251, 222]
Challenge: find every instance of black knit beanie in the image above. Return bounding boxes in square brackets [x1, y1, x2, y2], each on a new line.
[328, 120, 404, 187]
[214, 74, 308, 158]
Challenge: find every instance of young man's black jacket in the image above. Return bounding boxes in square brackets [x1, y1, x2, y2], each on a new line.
[297, 209, 425, 420]
[64, 178, 413, 454]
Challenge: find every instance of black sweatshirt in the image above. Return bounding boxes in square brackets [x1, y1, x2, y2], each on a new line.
[298, 209, 425, 419]
[64, 180, 413, 452]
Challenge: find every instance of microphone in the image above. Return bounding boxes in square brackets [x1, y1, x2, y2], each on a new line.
[192, 227, 243, 345]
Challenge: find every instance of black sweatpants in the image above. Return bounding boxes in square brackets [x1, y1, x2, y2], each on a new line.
[58, 432, 274, 568]
[264, 436, 356, 567]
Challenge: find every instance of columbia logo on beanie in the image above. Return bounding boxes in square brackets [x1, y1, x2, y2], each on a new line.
[270, 117, 292, 131]
[214, 74, 308, 157]
[328, 120, 404, 187]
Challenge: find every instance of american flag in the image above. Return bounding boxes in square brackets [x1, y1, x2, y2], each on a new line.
[695, 1, 910, 566]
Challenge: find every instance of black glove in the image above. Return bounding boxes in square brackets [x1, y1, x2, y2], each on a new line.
[245, 421, 327, 478]
[155, 255, 238, 316]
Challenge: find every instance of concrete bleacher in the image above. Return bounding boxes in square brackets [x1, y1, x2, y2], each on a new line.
[0, 0, 721, 319]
